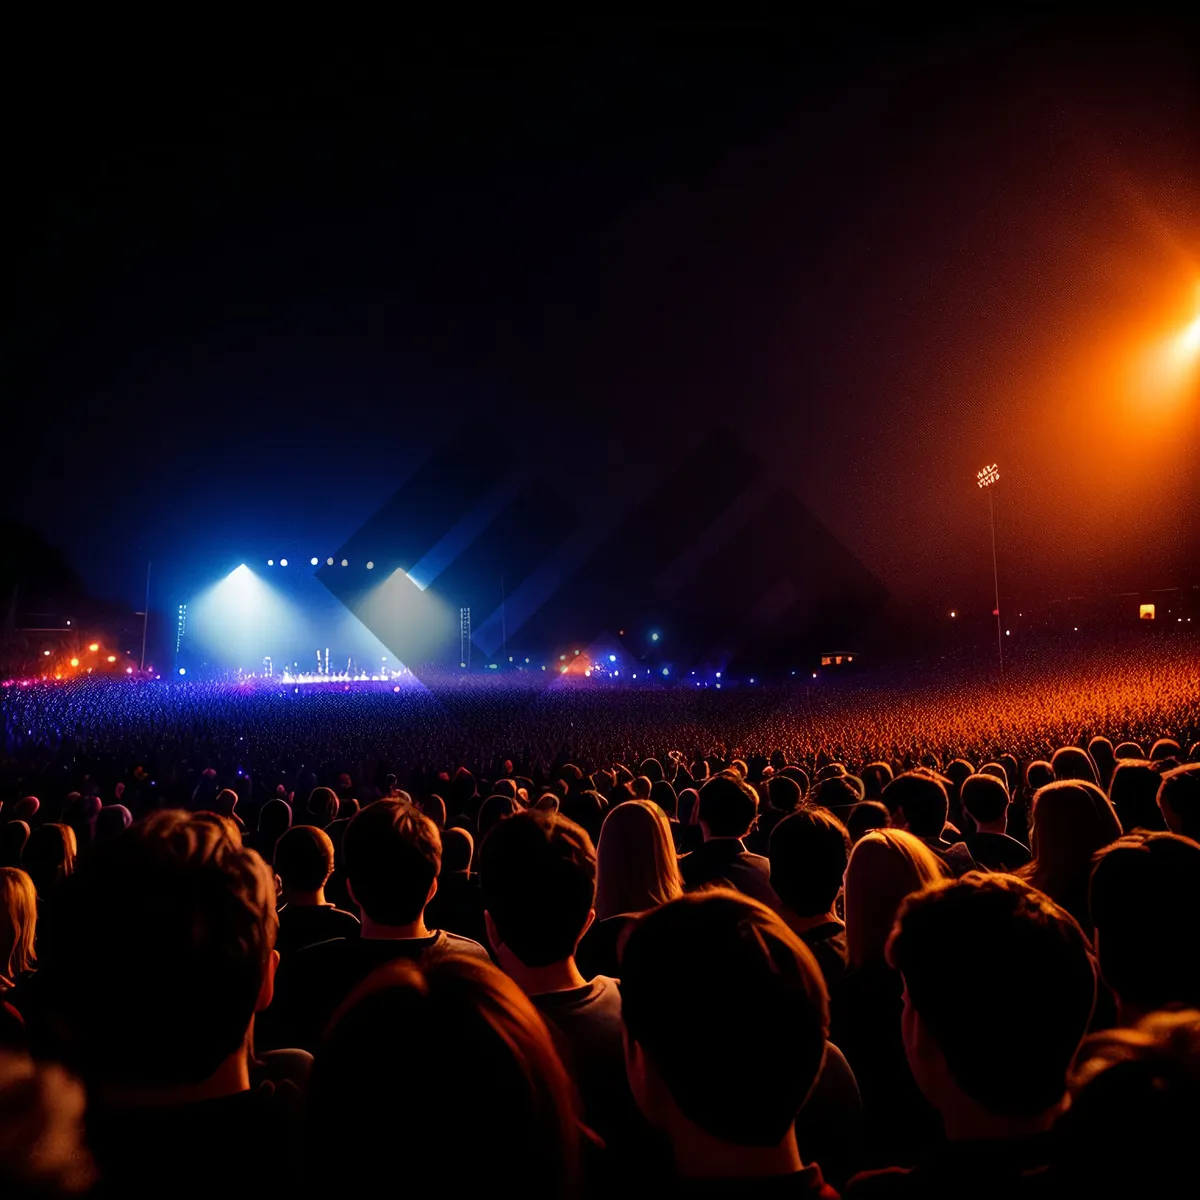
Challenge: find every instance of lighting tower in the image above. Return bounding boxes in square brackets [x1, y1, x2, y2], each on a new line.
[460, 607, 471, 670]
[976, 463, 1003, 676]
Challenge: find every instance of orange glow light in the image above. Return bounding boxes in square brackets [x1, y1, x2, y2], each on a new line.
[69, 657, 80, 667]
[107, 655, 117, 663]
[88, 643, 99, 652]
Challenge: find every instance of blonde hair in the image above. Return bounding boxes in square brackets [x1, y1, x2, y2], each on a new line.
[844, 829, 948, 969]
[0, 867, 38, 979]
[595, 800, 683, 921]
[1019, 781, 1122, 922]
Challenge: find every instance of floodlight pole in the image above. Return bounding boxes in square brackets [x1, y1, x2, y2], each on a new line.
[139, 561, 151, 672]
[988, 488, 1003, 677]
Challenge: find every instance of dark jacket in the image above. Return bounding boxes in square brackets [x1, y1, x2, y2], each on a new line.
[679, 838, 781, 910]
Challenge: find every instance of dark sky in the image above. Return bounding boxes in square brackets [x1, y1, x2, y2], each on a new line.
[7, 21, 1199, 620]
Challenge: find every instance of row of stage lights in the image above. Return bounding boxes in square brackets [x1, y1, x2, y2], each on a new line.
[267, 558, 375, 569]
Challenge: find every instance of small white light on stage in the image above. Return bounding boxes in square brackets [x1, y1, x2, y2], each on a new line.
[66, 620, 71, 625]
[1006, 630, 1011, 636]
[716, 683, 721, 689]
[614, 670, 619, 676]
[585, 669, 591, 677]
[561, 666, 568, 673]
[609, 654, 617, 662]
[461, 662, 466, 668]
[394, 686, 400, 692]
[267, 559, 274, 566]
[750, 678, 755, 684]
[280, 559, 288, 567]
[107, 655, 116, 663]
[178, 668, 186, 676]
[311, 557, 319, 566]
[88, 643, 99, 652]
[126, 667, 133, 674]
[43, 650, 50, 656]
[366, 561, 374, 570]
[327, 558, 334, 566]
[341, 559, 348, 567]
[574, 649, 580, 656]
[716, 671, 721, 678]
[651, 632, 660, 641]
[508, 656, 513, 662]
[560, 654, 566, 661]
[950, 610, 957, 618]
[813, 672, 818, 678]
[541, 665, 546, 670]
[662, 667, 669, 676]
[525, 657, 530, 663]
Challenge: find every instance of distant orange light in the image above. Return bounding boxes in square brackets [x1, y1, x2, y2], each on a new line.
[950, 610, 957, 618]
[107, 655, 117, 663]
[69, 657, 80, 667]
[88, 643, 99, 652]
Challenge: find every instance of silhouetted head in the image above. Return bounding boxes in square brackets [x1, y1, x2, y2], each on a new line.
[22, 824, 77, 900]
[95, 805, 133, 841]
[308, 957, 580, 1199]
[480, 810, 595, 967]
[343, 801, 441, 927]
[889, 873, 1094, 1120]
[1157, 764, 1200, 841]
[306, 788, 339, 825]
[621, 890, 829, 1150]
[1108, 760, 1167, 833]
[884, 771, 949, 838]
[1090, 832, 1200, 1014]
[274, 825, 336, 895]
[441, 827, 474, 874]
[769, 808, 850, 919]
[698, 772, 759, 839]
[846, 800, 891, 842]
[257, 798, 292, 839]
[40, 810, 276, 1091]
[1052, 747, 1099, 787]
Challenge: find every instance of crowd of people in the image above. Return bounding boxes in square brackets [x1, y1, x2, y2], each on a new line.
[0, 646, 1198, 1197]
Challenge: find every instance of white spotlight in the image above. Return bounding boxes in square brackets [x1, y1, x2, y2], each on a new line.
[366, 561, 375, 570]
[280, 558, 288, 567]
[310, 557, 319, 566]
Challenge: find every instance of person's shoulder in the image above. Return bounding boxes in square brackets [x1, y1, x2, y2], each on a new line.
[740, 848, 771, 874]
[435, 931, 491, 961]
[844, 1165, 916, 1197]
[292, 935, 357, 971]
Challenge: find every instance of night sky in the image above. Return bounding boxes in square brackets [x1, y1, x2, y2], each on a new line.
[7, 23, 1198, 623]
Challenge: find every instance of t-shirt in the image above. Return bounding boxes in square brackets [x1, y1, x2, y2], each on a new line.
[844, 1131, 1058, 1198]
[799, 921, 850, 991]
[274, 903, 361, 958]
[830, 964, 943, 1169]
[263, 929, 490, 1051]
[87, 1083, 302, 1199]
[424, 871, 488, 949]
[965, 832, 1032, 873]
[532, 976, 640, 1148]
